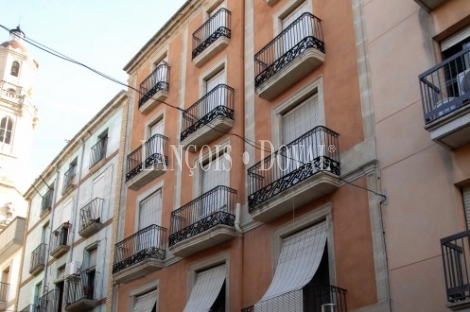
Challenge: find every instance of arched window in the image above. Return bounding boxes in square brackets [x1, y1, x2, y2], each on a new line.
[0, 117, 13, 144]
[10, 61, 19, 77]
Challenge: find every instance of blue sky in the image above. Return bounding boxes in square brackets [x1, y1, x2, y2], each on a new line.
[0, 0, 187, 178]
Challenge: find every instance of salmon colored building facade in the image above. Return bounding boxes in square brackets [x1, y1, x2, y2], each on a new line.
[110, 0, 389, 311]
[363, 0, 470, 311]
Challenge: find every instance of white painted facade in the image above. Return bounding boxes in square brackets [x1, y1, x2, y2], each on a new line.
[17, 91, 126, 312]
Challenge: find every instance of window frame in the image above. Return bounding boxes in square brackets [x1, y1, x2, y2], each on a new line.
[0, 116, 14, 145]
[10, 61, 20, 77]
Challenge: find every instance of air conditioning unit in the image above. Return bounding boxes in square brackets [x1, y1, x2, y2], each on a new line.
[457, 68, 470, 96]
[65, 261, 81, 277]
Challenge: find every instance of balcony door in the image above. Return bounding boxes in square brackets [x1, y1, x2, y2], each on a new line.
[281, 2, 311, 56]
[207, 1, 226, 40]
[155, 57, 168, 85]
[138, 190, 163, 250]
[89, 173, 105, 223]
[201, 155, 229, 217]
[205, 70, 225, 116]
[149, 120, 164, 157]
[281, 95, 320, 174]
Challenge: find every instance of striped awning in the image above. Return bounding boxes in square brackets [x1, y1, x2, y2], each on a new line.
[255, 222, 328, 312]
[183, 265, 226, 312]
[132, 289, 157, 312]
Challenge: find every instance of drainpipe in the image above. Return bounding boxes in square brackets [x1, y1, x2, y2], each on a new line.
[42, 169, 60, 294]
[67, 137, 87, 264]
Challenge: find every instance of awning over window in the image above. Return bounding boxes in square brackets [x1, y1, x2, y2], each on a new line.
[183, 265, 226, 312]
[132, 289, 157, 312]
[255, 222, 327, 312]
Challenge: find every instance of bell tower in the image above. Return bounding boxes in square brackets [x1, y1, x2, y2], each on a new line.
[0, 26, 39, 225]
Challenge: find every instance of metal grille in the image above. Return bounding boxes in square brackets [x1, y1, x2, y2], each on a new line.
[89, 136, 108, 168]
[41, 189, 54, 214]
[65, 271, 100, 306]
[169, 185, 237, 247]
[441, 230, 470, 303]
[125, 134, 169, 182]
[50, 222, 71, 255]
[30, 243, 47, 274]
[247, 126, 340, 211]
[419, 46, 470, 124]
[78, 198, 104, 232]
[113, 224, 167, 274]
[254, 13, 324, 88]
[138, 62, 170, 107]
[192, 8, 231, 59]
[181, 84, 234, 141]
[62, 165, 77, 194]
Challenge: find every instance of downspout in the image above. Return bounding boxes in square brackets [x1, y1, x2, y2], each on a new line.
[68, 137, 87, 264]
[42, 169, 60, 294]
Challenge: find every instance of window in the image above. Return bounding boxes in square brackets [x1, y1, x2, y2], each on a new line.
[83, 246, 98, 300]
[183, 265, 226, 312]
[139, 189, 163, 231]
[132, 289, 158, 312]
[205, 1, 226, 40]
[1, 267, 10, 301]
[205, 69, 226, 114]
[34, 281, 42, 308]
[90, 130, 108, 168]
[464, 186, 470, 230]
[10, 61, 19, 77]
[255, 222, 331, 311]
[280, 2, 311, 54]
[63, 159, 77, 193]
[441, 35, 470, 100]
[0, 117, 13, 145]
[200, 153, 230, 218]
[281, 94, 320, 172]
[154, 57, 169, 84]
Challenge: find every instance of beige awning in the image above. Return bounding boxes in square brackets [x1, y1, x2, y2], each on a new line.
[183, 265, 226, 312]
[132, 289, 157, 312]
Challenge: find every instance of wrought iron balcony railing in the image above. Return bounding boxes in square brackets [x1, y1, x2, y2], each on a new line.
[19, 304, 32, 312]
[169, 185, 237, 247]
[37, 289, 59, 312]
[139, 63, 170, 108]
[30, 243, 47, 274]
[65, 271, 99, 306]
[441, 229, 470, 303]
[419, 47, 470, 124]
[113, 224, 167, 274]
[89, 136, 108, 168]
[248, 126, 340, 210]
[78, 198, 103, 233]
[126, 134, 168, 182]
[50, 222, 71, 255]
[0, 282, 8, 302]
[62, 165, 77, 194]
[41, 189, 54, 214]
[254, 13, 324, 89]
[192, 8, 231, 59]
[241, 284, 347, 312]
[181, 84, 234, 141]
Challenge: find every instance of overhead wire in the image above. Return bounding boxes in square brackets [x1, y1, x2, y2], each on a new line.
[0, 24, 387, 201]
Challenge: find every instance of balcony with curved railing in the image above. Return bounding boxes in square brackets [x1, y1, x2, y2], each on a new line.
[138, 63, 170, 113]
[50, 222, 71, 258]
[65, 271, 101, 311]
[78, 198, 104, 238]
[181, 84, 234, 149]
[113, 224, 167, 284]
[254, 13, 324, 100]
[169, 185, 237, 257]
[125, 134, 168, 190]
[192, 8, 231, 67]
[419, 46, 470, 149]
[247, 126, 340, 222]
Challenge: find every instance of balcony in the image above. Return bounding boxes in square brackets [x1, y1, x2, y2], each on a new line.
[0, 282, 8, 311]
[65, 272, 100, 311]
[113, 224, 167, 284]
[413, 0, 448, 11]
[126, 134, 168, 191]
[41, 189, 53, 216]
[0, 217, 25, 262]
[169, 185, 237, 257]
[62, 165, 77, 195]
[181, 84, 234, 150]
[37, 289, 59, 312]
[241, 284, 347, 312]
[248, 126, 340, 223]
[441, 230, 470, 310]
[29, 243, 47, 275]
[50, 222, 71, 258]
[192, 8, 231, 67]
[78, 198, 104, 238]
[89, 137, 108, 169]
[419, 47, 470, 149]
[138, 63, 170, 114]
[255, 13, 324, 100]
